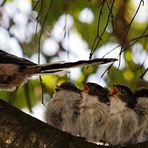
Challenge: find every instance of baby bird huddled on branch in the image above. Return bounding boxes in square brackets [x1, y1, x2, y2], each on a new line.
[103, 84, 139, 145]
[80, 82, 110, 142]
[132, 88, 148, 143]
[45, 81, 82, 136]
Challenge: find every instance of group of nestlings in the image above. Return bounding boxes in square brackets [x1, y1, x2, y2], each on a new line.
[1, 49, 147, 146]
[45, 82, 148, 146]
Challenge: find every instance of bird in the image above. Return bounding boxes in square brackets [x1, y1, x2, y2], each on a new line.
[0, 50, 117, 91]
[80, 82, 110, 143]
[132, 87, 148, 143]
[45, 81, 82, 136]
[45, 81, 110, 142]
[103, 84, 139, 145]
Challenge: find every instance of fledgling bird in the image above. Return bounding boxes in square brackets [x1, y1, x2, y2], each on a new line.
[132, 88, 148, 143]
[45, 81, 82, 136]
[103, 84, 138, 145]
[80, 82, 110, 142]
[0, 50, 117, 91]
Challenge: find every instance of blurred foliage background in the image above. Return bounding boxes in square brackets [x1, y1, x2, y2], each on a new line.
[0, 0, 147, 113]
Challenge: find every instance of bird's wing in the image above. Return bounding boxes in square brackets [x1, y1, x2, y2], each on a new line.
[0, 50, 36, 66]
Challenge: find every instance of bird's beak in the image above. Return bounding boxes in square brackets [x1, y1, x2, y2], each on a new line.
[83, 83, 89, 92]
[55, 85, 62, 91]
[111, 85, 119, 95]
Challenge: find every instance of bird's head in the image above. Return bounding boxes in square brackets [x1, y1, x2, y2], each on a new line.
[55, 81, 81, 92]
[83, 82, 109, 104]
[111, 84, 137, 109]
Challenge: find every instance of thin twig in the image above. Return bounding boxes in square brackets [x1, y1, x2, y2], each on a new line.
[140, 67, 148, 80]
[101, 63, 114, 78]
[38, 0, 53, 63]
[89, 1, 106, 59]
[90, 0, 115, 59]
[121, 0, 144, 53]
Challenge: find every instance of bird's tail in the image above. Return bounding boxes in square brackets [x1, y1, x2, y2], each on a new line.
[30, 58, 117, 75]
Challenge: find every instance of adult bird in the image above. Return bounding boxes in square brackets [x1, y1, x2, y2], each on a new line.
[103, 84, 139, 145]
[45, 81, 82, 136]
[80, 82, 110, 142]
[0, 50, 117, 91]
[132, 88, 148, 143]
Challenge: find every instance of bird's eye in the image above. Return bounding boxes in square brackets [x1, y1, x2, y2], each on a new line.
[121, 89, 125, 94]
[93, 87, 96, 92]
[90, 85, 93, 90]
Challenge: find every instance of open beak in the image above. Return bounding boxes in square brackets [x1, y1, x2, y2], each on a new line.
[111, 85, 119, 95]
[83, 83, 89, 92]
[55, 85, 62, 91]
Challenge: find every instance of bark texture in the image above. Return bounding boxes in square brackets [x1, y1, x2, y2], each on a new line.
[0, 99, 147, 148]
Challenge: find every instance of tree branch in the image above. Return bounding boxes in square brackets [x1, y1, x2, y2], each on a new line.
[0, 99, 148, 148]
[0, 99, 100, 148]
